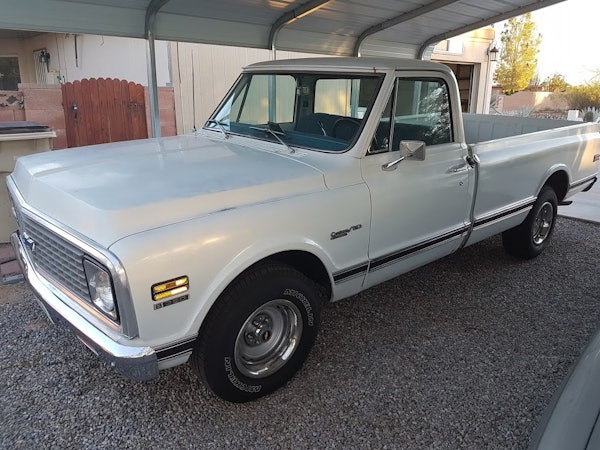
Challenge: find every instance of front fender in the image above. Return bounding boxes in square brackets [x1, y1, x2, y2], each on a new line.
[109, 184, 371, 349]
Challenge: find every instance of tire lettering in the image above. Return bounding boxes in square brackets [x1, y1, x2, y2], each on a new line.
[224, 357, 261, 393]
[283, 288, 314, 326]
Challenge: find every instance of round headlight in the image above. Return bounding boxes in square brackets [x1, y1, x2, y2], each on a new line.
[84, 259, 117, 320]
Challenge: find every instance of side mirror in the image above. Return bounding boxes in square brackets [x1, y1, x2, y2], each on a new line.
[399, 140, 426, 161]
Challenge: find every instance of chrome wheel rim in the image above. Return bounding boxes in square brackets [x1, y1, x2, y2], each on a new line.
[532, 201, 554, 245]
[234, 299, 303, 379]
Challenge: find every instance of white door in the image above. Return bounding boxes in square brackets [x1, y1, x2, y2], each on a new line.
[362, 75, 473, 288]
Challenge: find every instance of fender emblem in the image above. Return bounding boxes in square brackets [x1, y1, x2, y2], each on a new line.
[330, 224, 362, 240]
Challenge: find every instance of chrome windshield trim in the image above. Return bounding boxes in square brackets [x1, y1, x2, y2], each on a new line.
[7, 177, 138, 338]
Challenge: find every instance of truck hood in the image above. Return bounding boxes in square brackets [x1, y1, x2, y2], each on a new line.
[11, 134, 327, 247]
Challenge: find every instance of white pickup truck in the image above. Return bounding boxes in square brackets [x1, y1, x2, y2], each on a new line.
[8, 57, 599, 402]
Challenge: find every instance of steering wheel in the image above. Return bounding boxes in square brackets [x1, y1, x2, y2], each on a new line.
[332, 118, 361, 141]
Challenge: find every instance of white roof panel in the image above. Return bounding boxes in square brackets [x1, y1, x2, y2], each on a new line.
[0, 0, 566, 58]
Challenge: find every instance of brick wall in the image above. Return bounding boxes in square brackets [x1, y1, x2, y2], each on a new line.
[144, 86, 177, 138]
[0, 90, 26, 122]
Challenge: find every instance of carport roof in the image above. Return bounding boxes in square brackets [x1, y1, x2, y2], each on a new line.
[1, 0, 565, 58]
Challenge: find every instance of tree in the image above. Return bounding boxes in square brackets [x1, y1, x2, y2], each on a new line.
[565, 82, 600, 110]
[542, 73, 569, 92]
[495, 13, 542, 95]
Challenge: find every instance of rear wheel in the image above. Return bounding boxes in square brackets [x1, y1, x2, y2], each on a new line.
[191, 262, 322, 403]
[502, 186, 558, 259]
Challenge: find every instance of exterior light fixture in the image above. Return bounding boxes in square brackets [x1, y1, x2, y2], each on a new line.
[39, 49, 50, 71]
[488, 45, 499, 62]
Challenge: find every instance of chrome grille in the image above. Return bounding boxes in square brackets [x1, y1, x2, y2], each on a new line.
[8, 190, 22, 230]
[21, 216, 90, 301]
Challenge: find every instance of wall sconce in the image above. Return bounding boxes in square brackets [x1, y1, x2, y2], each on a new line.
[488, 45, 499, 62]
[39, 49, 50, 71]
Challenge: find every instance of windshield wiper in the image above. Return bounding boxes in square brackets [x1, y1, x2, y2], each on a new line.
[250, 122, 295, 153]
[205, 119, 230, 139]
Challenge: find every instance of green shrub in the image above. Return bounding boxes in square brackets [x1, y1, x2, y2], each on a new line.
[565, 82, 600, 110]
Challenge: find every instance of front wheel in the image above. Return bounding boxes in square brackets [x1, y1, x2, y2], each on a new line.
[190, 262, 322, 403]
[502, 186, 558, 259]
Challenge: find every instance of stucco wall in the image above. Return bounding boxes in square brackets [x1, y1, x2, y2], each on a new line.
[497, 91, 568, 113]
[55, 35, 171, 87]
[5, 33, 171, 87]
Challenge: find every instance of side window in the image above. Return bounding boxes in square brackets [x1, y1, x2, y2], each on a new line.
[394, 79, 452, 148]
[390, 78, 453, 150]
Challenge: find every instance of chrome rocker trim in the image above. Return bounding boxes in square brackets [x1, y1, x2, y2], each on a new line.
[12, 231, 159, 381]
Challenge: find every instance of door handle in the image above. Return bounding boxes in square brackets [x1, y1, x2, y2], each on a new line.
[382, 156, 405, 171]
[72, 101, 78, 119]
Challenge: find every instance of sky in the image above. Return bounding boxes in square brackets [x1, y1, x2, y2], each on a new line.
[494, 0, 598, 85]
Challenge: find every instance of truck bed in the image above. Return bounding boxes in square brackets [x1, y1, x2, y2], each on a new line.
[464, 114, 600, 246]
[463, 113, 580, 144]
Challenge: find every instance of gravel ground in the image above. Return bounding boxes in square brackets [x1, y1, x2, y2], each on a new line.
[1, 217, 599, 450]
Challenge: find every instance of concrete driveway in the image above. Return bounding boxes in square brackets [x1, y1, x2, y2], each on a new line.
[558, 177, 600, 223]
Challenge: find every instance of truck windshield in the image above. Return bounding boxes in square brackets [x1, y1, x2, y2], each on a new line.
[205, 72, 383, 152]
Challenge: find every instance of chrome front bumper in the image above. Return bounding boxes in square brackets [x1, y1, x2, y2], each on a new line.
[11, 231, 159, 381]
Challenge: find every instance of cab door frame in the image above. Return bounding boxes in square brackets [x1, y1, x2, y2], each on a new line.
[361, 70, 474, 289]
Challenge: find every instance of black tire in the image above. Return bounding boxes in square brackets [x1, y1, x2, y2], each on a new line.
[190, 262, 322, 403]
[502, 186, 558, 259]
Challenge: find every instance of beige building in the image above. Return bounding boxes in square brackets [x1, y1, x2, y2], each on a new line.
[431, 27, 497, 115]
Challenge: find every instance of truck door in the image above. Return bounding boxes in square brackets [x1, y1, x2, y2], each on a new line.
[362, 74, 473, 288]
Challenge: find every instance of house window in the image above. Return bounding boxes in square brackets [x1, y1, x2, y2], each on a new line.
[0, 57, 21, 91]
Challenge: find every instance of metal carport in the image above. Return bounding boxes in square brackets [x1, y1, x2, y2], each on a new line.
[0, 0, 565, 137]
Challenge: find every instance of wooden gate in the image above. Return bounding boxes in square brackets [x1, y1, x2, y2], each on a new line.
[62, 78, 148, 148]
